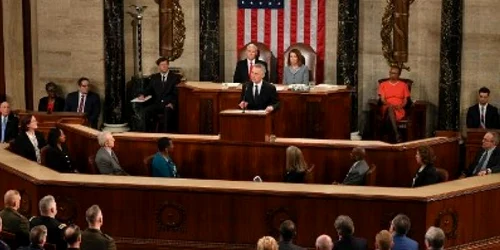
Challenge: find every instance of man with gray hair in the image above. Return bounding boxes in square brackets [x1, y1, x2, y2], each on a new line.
[333, 215, 367, 250]
[342, 147, 370, 185]
[424, 226, 445, 250]
[463, 131, 500, 177]
[81, 205, 116, 250]
[17, 225, 47, 250]
[315, 234, 333, 250]
[29, 195, 67, 250]
[233, 42, 269, 83]
[238, 63, 279, 113]
[0, 190, 30, 247]
[95, 132, 128, 175]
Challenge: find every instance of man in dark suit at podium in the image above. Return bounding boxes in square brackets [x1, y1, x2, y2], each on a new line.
[466, 87, 500, 129]
[233, 43, 269, 83]
[137, 57, 181, 132]
[64, 77, 101, 128]
[238, 63, 279, 113]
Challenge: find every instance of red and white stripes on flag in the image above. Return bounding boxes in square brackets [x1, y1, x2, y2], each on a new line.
[237, 0, 326, 84]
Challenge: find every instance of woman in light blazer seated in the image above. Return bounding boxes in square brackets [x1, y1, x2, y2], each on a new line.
[283, 49, 309, 85]
[151, 137, 178, 177]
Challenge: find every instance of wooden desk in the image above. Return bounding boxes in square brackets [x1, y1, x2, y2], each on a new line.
[178, 82, 353, 139]
[14, 110, 87, 137]
[59, 123, 460, 187]
[0, 147, 499, 250]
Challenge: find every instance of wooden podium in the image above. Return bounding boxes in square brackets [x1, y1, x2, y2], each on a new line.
[15, 110, 88, 137]
[219, 109, 273, 142]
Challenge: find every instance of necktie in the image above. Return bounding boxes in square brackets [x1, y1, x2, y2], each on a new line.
[78, 94, 86, 113]
[473, 151, 488, 175]
[111, 151, 119, 163]
[254, 85, 259, 99]
[1, 117, 6, 143]
[480, 106, 486, 128]
[249, 62, 253, 78]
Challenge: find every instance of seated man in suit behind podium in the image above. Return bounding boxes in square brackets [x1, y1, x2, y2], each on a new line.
[233, 43, 269, 83]
[462, 131, 500, 177]
[138, 57, 181, 132]
[95, 132, 128, 176]
[238, 64, 279, 113]
[342, 147, 369, 185]
[64, 77, 101, 128]
[466, 87, 500, 129]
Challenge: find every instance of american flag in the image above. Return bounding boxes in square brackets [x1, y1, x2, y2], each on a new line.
[237, 0, 325, 83]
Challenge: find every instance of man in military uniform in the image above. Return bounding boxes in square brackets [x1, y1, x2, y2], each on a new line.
[29, 195, 67, 250]
[81, 205, 116, 250]
[64, 224, 81, 250]
[17, 225, 47, 250]
[0, 190, 30, 247]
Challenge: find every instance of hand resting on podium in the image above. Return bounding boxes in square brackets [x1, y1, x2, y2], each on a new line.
[238, 101, 274, 113]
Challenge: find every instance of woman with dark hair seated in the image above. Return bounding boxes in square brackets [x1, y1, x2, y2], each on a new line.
[13, 115, 46, 163]
[151, 137, 178, 177]
[38, 82, 65, 112]
[45, 128, 77, 173]
[284, 146, 313, 183]
[411, 146, 439, 187]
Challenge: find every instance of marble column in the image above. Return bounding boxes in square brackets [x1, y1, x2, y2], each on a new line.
[103, 0, 126, 125]
[336, 0, 359, 131]
[199, 0, 220, 81]
[438, 0, 462, 130]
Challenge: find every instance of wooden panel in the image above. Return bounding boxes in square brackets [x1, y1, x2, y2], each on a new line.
[15, 111, 87, 137]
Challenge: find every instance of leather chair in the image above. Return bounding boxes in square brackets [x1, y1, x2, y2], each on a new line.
[143, 154, 155, 176]
[283, 43, 317, 83]
[238, 42, 277, 83]
[87, 154, 99, 174]
[0, 230, 18, 250]
[368, 78, 428, 142]
[436, 167, 449, 183]
[364, 164, 377, 186]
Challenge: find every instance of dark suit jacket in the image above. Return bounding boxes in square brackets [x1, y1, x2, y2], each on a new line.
[2, 114, 19, 143]
[284, 171, 306, 183]
[465, 147, 500, 177]
[466, 104, 500, 129]
[45, 144, 75, 173]
[412, 164, 439, 187]
[240, 81, 280, 111]
[0, 240, 9, 250]
[37, 97, 65, 112]
[64, 91, 101, 128]
[278, 241, 305, 250]
[81, 228, 116, 250]
[143, 72, 181, 107]
[13, 132, 46, 162]
[334, 236, 367, 250]
[342, 160, 369, 185]
[233, 59, 269, 83]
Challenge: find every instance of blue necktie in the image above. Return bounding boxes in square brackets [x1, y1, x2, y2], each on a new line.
[1, 117, 6, 143]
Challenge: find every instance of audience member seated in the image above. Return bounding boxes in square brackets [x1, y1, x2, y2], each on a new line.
[257, 236, 278, 250]
[333, 215, 367, 250]
[138, 57, 181, 132]
[151, 137, 178, 178]
[411, 146, 439, 188]
[375, 230, 392, 250]
[45, 128, 77, 173]
[63, 224, 81, 250]
[17, 225, 47, 250]
[1, 101, 18, 144]
[0, 217, 9, 250]
[81, 205, 116, 250]
[29, 195, 67, 250]
[377, 66, 411, 142]
[424, 226, 445, 250]
[95, 132, 128, 176]
[283, 49, 309, 85]
[13, 115, 46, 164]
[342, 147, 369, 185]
[315, 235, 333, 250]
[463, 131, 500, 177]
[284, 146, 310, 184]
[390, 214, 418, 250]
[233, 43, 269, 84]
[278, 220, 305, 250]
[0, 190, 29, 248]
[466, 87, 500, 129]
[238, 63, 280, 113]
[64, 77, 101, 128]
[38, 82, 65, 113]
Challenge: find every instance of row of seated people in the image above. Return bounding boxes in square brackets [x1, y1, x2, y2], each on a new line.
[255, 215, 446, 250]
[4, 114, 500, 185]
[0, 190, 115, 250]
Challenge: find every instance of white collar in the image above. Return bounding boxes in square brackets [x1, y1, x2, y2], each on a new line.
[480, 103, 488, 109]
[247, 59, 256, 64]
[253, 81, 263, 86]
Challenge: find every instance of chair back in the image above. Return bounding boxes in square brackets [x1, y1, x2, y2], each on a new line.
[436, 167, 449, 183]
[40, 145, 49, 166]
[44, 243, 57, 250]
[0, 230, 17, 250]
[144, 154, 155, 176]
[87, 154, 99, 174]
[365, 164, 377, 186]
[283, 43, 317, 82]
[238, 42, 276, 82]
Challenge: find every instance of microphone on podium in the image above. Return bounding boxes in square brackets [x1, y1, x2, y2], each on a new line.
[253, 176, 263, 182]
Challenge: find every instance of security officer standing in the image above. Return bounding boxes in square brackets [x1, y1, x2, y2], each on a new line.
[29, 195, 67, 250]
